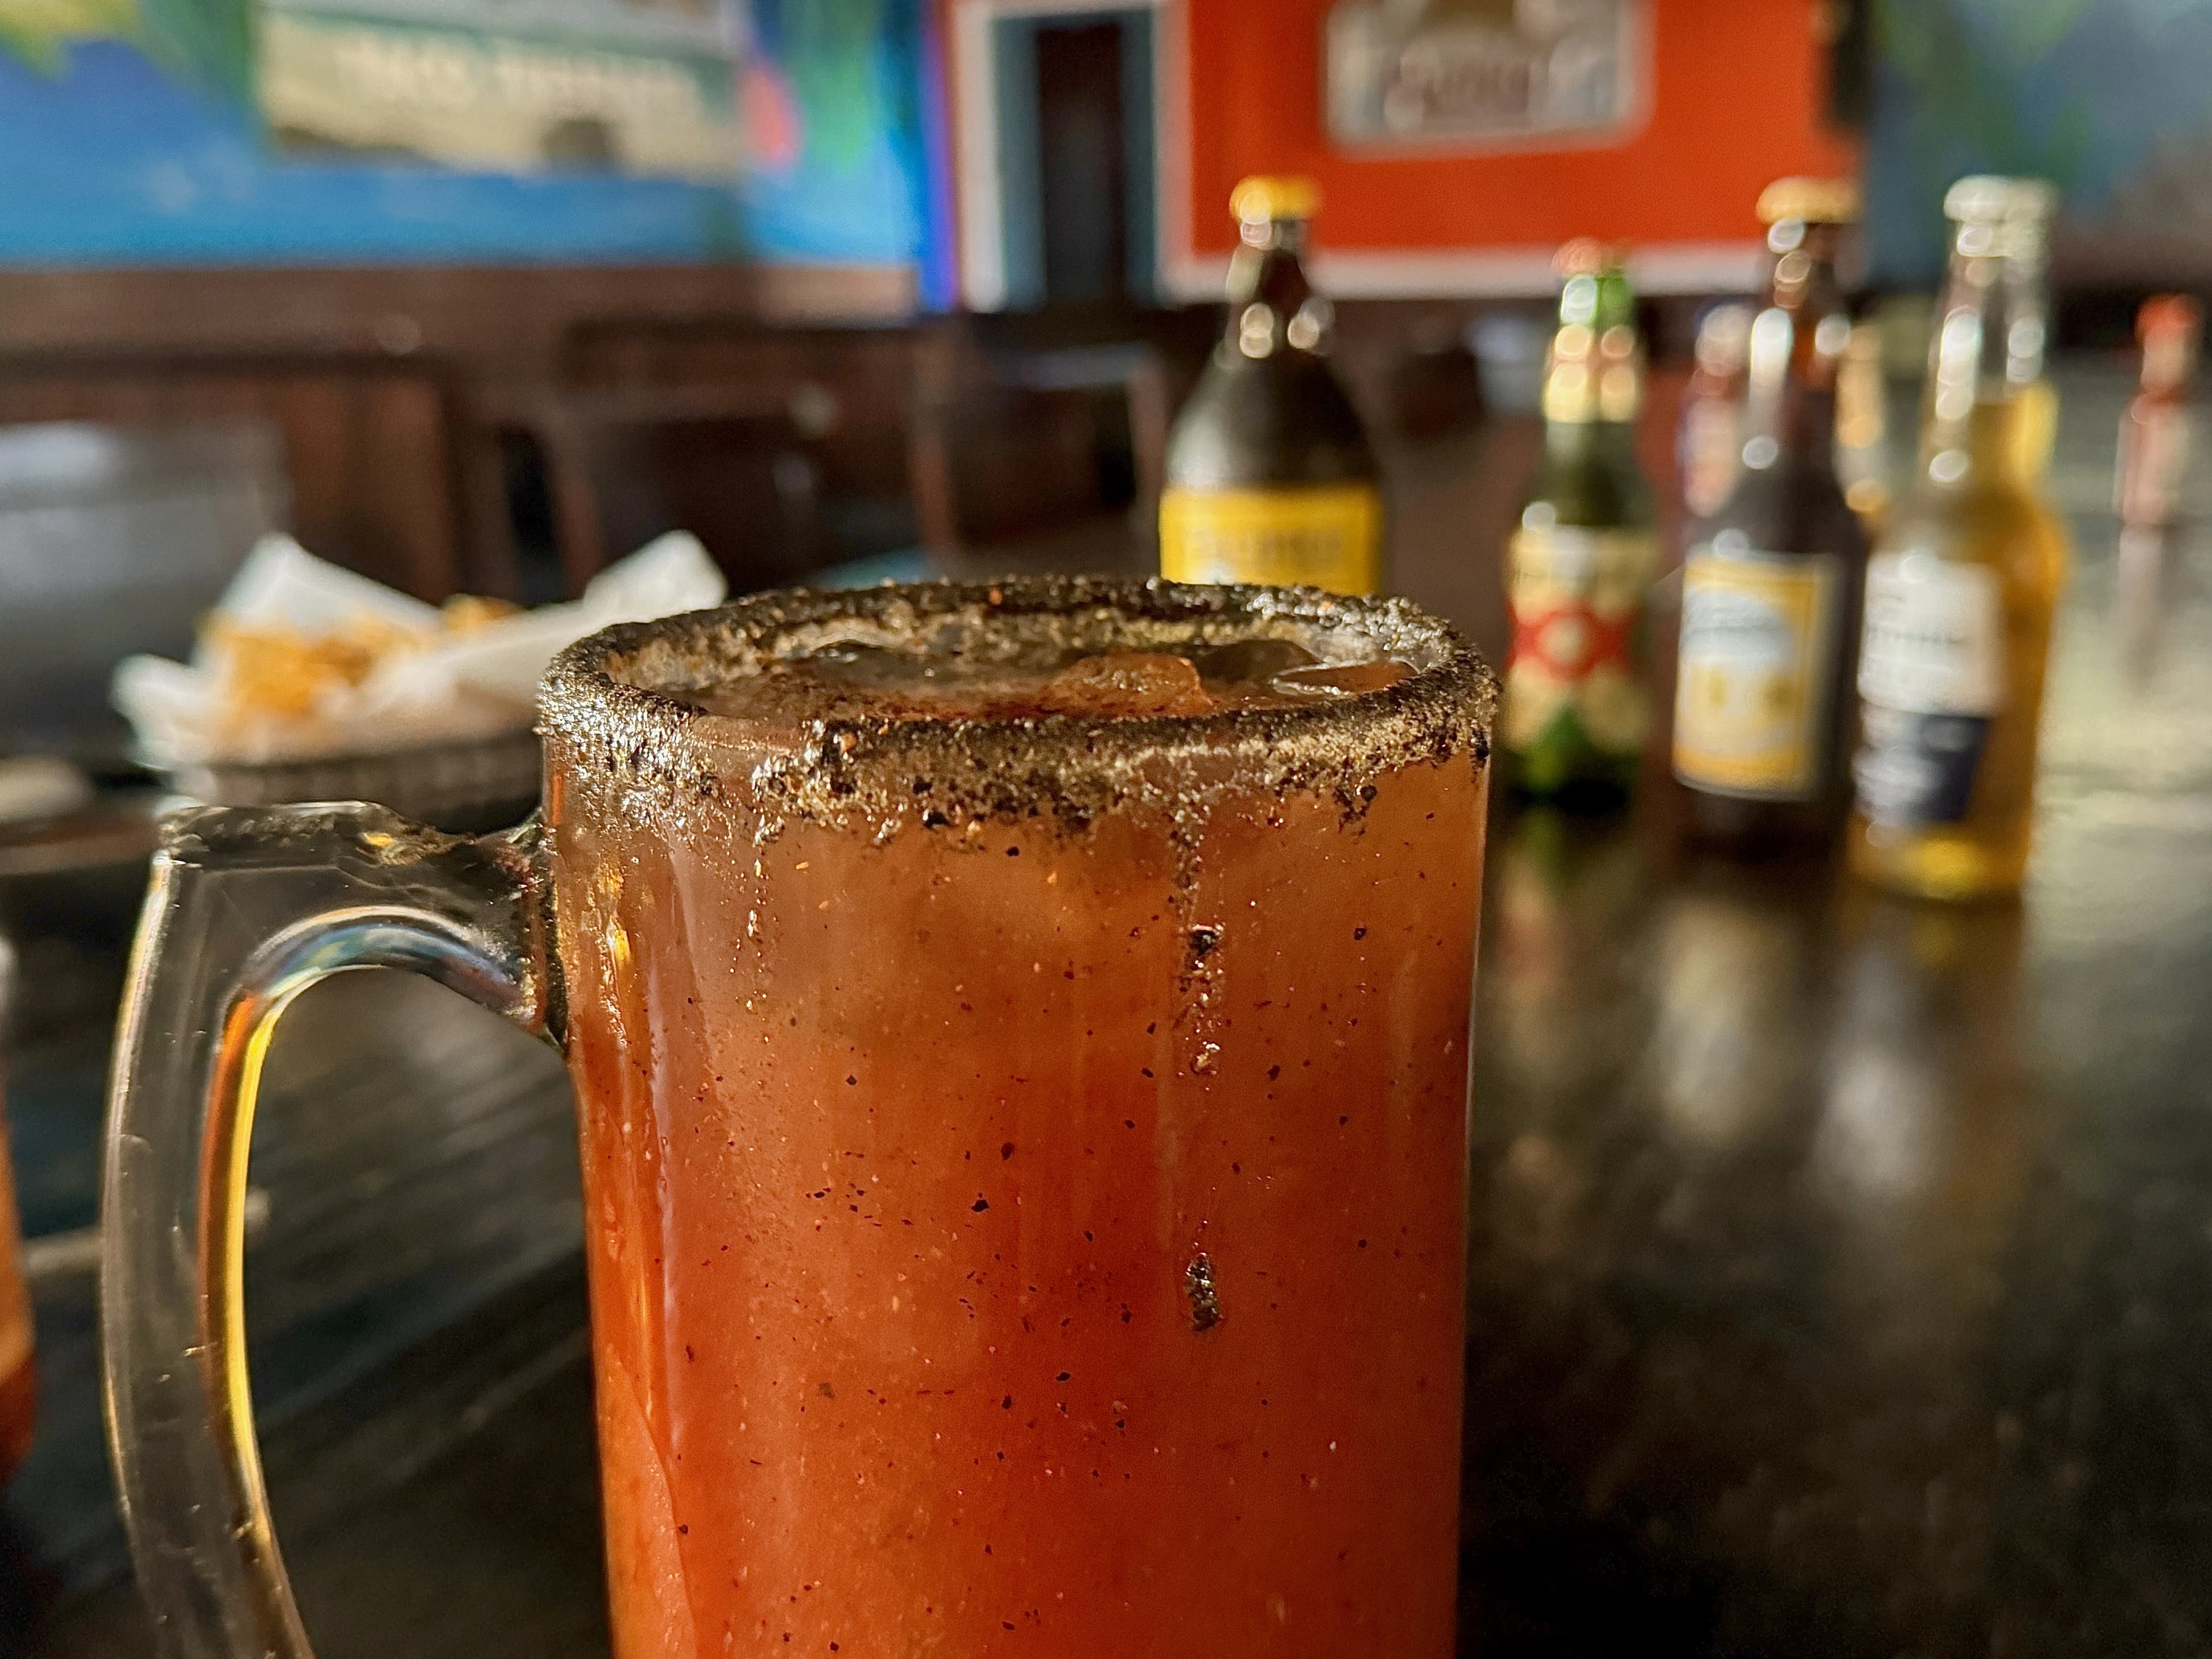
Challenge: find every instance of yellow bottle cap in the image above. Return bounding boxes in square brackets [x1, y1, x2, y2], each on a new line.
[1756, 176, 1861, 226]
[1231, 175, 1323, 225]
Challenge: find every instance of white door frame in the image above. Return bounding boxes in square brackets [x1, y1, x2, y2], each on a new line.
[950, 0, 1181, 311]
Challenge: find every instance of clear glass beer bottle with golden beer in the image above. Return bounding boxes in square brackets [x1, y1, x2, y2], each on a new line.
[1847, 177, 2069, 899]
[1160, 176, 1383, 595]
[1679, 301, 1753, 523]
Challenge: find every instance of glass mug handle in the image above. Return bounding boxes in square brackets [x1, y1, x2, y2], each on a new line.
[100, 803, 560, 1659]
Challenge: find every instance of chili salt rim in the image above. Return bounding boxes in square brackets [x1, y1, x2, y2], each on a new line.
[539, 576, 1495, 835]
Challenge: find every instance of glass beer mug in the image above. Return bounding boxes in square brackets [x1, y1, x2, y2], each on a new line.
[102, 578, 1495, 1658]
[0, 941, 32, 1486]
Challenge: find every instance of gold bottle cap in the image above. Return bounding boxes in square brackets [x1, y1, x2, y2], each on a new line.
[1756, 176, 1861, 226]
[1231, 175, 1323, 225]
[1554, 237, 1621, 278]
[1944, 175, 2058, 225]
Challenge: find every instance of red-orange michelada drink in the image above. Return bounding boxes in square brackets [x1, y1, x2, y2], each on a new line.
[100, 576, 1493, 1659]
[546, 578, 1494, 1657]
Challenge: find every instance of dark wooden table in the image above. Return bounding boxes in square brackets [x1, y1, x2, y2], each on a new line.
[9, 360, 2212, 1658]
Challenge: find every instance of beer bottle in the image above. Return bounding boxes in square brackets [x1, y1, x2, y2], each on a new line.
[2010, 381, 2061, 486]
[2116, 294, 2199, 532]
[1672, 179, 1868, 844]
[2114, 296, 2198, 672]
[1847, 177, 2069, 900]
[1835, 319, 1892, 529]
[1503, 241, 1658, 800]
[1679, 301, 1753, 523]
[1160, 176, 1382, 595]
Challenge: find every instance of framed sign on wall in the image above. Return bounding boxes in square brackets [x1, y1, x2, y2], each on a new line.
[1324, 0, 1646, 151]
[255, 0, 747, 180]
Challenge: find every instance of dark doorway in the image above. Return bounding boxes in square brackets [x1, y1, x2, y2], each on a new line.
[1036, 21, 1127, 306]
[993, 8, 1156, 309]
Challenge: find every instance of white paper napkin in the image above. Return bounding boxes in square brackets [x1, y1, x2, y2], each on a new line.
[115, 531, 727, 766]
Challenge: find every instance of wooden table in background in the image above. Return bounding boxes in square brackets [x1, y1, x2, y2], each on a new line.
[7, 361, 2211, 1659]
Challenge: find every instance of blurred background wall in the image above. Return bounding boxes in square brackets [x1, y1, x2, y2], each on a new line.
[7, 1, 2209, 302]
[0, 0, 2195, 653]
[1865, 0, 2212, 289]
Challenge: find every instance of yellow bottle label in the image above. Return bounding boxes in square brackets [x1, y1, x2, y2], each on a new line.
[1159, 484, 1382, 595]
[1673, 547, 1840, 800]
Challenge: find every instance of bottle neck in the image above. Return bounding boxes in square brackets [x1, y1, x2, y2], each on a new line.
[1544, 404, 1640, 468]
[1917, 222, 2049, 488]
[1222, 219, 1333, 360]
[1737, 225, 1846, 478]
[1543, 274, 1642, 428]
[2142, 324, 2198, 399]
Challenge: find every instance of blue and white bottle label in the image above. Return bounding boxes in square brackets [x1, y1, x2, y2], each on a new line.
[1852, 554, 2004, 826]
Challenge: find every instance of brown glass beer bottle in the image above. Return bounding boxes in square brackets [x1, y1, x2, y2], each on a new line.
[1161, 176, 1383, 596]
[1672, 179, 1869, 846]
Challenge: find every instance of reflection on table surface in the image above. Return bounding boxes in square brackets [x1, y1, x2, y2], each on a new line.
[7, 359, 2212, 1658]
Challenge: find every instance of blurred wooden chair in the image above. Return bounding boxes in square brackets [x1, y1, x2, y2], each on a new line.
[1378, 320, 1489, 441]
[542, 321, 929, 594]
[1330, 301, 1491, 442]
[521, 388, 870, 596]
[0, 363, 479, 600]
[561, 321, 921, 550]
[0, 418, 285, 762]
[907, 318, 1170, 570]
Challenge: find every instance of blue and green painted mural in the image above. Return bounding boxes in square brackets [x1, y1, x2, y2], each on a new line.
[0, 0, 936, 267]
[1870, 0, 2212, 283]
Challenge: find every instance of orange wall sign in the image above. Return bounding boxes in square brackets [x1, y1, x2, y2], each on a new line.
[1176, 0, 1859, 296]
[944, 0, 1857, 305]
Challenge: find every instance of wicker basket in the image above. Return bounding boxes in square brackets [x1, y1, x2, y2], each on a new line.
[162, 728, 543, 835]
